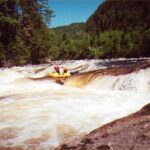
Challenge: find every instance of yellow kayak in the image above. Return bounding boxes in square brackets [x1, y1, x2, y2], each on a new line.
[49, 72, 71, 78]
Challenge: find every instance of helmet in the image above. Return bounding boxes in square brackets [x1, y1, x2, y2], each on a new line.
[54, 65, 59, 71]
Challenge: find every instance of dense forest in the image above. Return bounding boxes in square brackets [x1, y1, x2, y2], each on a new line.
[49, 23, 89, 60]
[0, 0, 150, 67]
[85, 0, 150, 58]
[0, 0, 53, 66]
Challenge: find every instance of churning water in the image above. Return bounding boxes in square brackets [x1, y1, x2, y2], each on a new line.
[0, 59, 150, 149]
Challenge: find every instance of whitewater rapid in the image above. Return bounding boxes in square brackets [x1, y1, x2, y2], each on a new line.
[0, 59, 150, 149]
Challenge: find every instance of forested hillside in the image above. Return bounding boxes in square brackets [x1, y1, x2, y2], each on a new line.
[49, 0, 150, 60]
[53, 23, 85, 39]
[86, 0, 150, 32]
[0, 0, 52, 66]
[48, 23, 90, 60]
[85, 0, 150, 58]
[0, 0, 150, 66]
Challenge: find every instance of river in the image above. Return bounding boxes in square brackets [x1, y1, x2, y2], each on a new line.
[0, 58, 150, 149]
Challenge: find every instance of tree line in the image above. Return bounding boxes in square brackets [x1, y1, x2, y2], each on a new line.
[0, 0, 150, 67]
[49, 0, 150, 60]
[85, 0, 150, 58]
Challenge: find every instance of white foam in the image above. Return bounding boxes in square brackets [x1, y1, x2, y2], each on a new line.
[0, 59, 150, 149]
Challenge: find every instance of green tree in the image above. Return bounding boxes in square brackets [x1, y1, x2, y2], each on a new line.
[0, 0, 18, 64]
[0, 0, 53, 66]
[19, 0, 53, 64]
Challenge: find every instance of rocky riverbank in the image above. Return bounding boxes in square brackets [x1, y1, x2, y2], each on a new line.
[56, 103, 150, 150]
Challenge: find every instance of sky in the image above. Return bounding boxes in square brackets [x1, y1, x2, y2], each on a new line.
[48, 0, 105, 27]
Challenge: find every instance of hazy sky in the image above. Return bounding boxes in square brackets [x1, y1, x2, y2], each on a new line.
[48, 0, 105, 27]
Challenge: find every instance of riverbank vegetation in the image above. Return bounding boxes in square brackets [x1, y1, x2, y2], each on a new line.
[0, 0, 150, 66]
[0, 0, 53, 66]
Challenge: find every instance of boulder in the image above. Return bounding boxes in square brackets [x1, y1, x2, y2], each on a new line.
[64, 59, 150, 87]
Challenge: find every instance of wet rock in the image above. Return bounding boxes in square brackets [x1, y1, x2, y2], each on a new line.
[56, 103, 150, 150]
[24, 133, 50, 145]
[64, 59, 150, 87]
[0, 127, 21, 140]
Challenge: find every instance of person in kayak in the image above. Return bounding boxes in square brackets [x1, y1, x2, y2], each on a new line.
[49, 65, 70, 75]
[60, 66, 70, 75]
[49, 65, 60, 74]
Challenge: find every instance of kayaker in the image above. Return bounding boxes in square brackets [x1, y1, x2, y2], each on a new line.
[49, 65, 60, 74]
[60, 66, 70, 75]
[49, 65, 70, 75]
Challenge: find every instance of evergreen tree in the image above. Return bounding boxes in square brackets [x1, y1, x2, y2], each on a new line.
[0, 0, 18, 65]
[0, 0, 53, 66]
